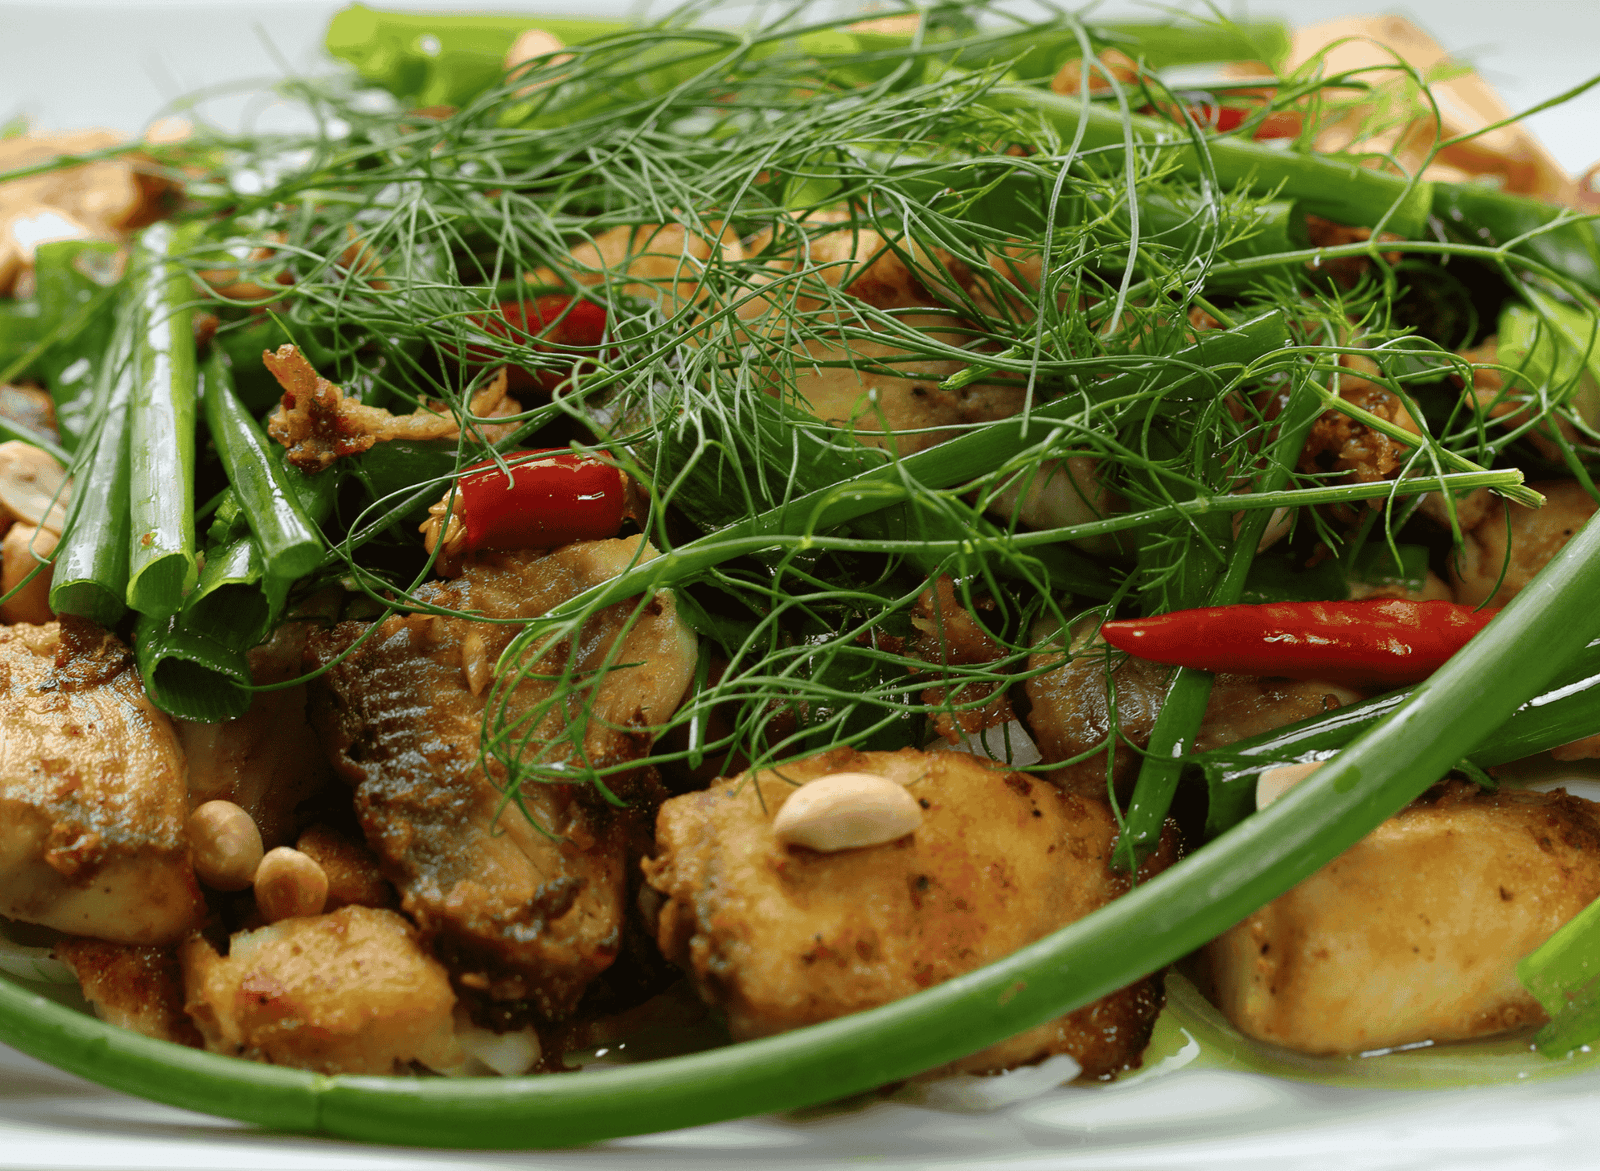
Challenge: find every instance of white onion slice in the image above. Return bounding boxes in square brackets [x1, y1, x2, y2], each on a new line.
[938, 719, 1043, 769]
[0, 924, 75, 985]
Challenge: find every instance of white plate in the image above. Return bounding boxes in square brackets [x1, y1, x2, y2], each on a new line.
[2, 2, 1598, 1166]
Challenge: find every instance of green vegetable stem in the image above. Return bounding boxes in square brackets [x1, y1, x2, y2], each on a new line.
[200, 349, 324, 584]
[1196, 634, 1600, 838]
[47, 307, 135, 628]
[1520, 893, 1600, 1057]
[132, 610, 254, 723]
[125, 221, 201, 619]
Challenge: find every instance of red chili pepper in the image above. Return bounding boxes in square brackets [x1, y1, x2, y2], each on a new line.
[1142, 102, 1300, 140]
[1099, 599, 1498, 687]
[467, 296, 608, 393]
[453, 450, 627, 553]
[493, 296, 608, 348]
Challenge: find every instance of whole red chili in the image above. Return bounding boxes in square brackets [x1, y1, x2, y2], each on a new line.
[453, 450, 627, 554]
[1099, 599, 1498, 687]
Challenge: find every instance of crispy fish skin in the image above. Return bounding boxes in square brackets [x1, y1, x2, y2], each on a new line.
[1206, 783, 1600, 1055]
[0, 619, 202, 944]
[306, 540, 695, 1018]
[644, 747, 1177, 1079]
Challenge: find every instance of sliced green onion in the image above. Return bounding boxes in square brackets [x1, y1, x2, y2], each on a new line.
[133, 611, 253, 723]
[201, 349, 324, 583]
[47, 306, 135, 628]
[1196, 636, 1600, 837]
[125, 222, 200, 619]
[1519, 895, 1600, 1057]
[984, 85, 1435, 238]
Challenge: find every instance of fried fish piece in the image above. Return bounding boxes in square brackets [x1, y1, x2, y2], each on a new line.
[644, 746, 1176, 1079]
[1206, 783, 1600, 1055]
[307, 539, 696, 1017]
[181, 905, 462, 1074]
[0, 619, 202, 944]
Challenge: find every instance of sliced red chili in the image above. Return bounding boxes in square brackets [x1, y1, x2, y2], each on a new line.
[467, 295, 608, 392]
[1142, 101, 1301, 140]
[1099, 599, 1498, 687]
[493, 296, 608, 348]
[454, 450, 627, 553]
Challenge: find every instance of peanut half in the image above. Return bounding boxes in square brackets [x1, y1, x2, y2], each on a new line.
[772, 771, 923, 852]
[1255, 761, 1325, 811]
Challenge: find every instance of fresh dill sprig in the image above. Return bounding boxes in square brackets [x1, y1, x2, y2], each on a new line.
[60, 0, 1578, 812]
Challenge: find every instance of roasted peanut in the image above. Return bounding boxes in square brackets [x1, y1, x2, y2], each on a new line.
[0, 441, 68, 533]
[254, 847, 329, 922]
[772, 771, 923, 852]
[1256, 761, 1325, 811]
[188, 800, 265, 891]
[0, 523, 56, 624]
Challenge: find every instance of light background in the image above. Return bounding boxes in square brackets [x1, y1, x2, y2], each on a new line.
[1, 2, 1599, 1168]
[3, 0, 1599, 172]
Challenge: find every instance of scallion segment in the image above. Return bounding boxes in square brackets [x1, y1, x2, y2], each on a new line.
[1519, 895, 1600, 1057]
[132, 611, 253, 723]
[125, 222, 199, 619]
[47, 307, 135, 628]
[181, 534, 277, 656]
[201, 348, 324, 584]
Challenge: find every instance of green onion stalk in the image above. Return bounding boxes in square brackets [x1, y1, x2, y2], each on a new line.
[200, 349, 325, 584]
[124, 221, 201, 619]
[47, 303, 135, 628]
[132, 353, 340, 714]
[131, 611, 254, 724]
